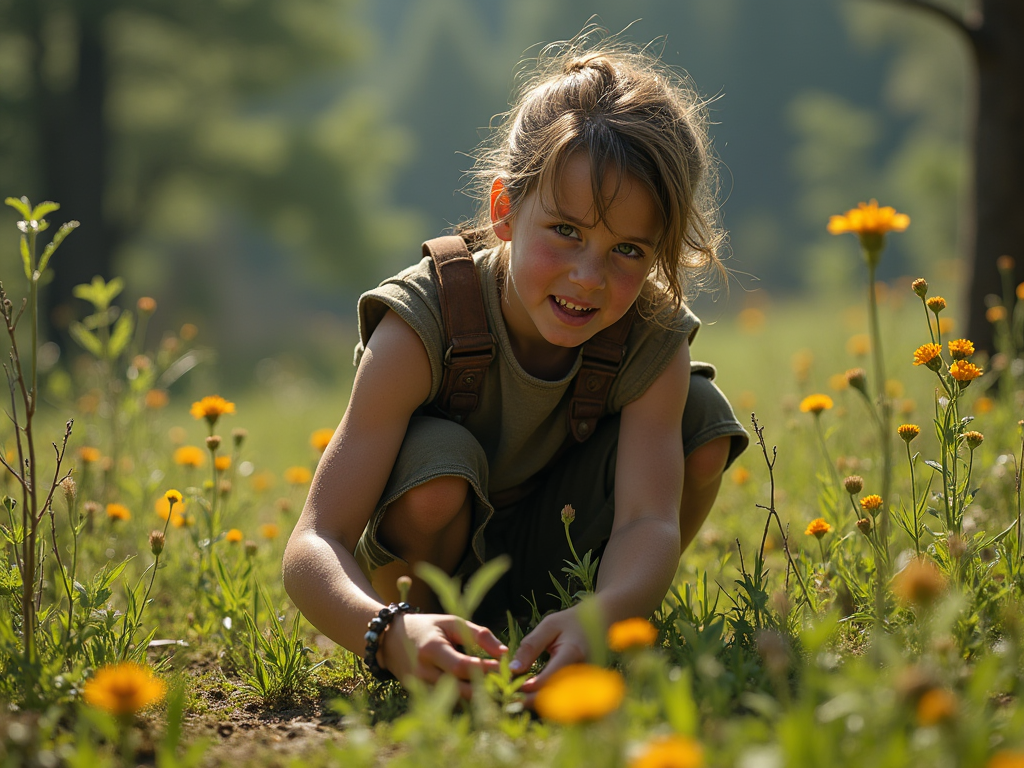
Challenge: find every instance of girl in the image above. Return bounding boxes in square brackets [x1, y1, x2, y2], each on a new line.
[283, 35, 748, 699]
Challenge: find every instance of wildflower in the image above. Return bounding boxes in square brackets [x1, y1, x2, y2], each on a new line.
[226, 528, 243, 543]
[860, 494, 884, 512]
[245, 540, 258, 557]
[912, 343, 942, 371]
[737, 307, 766, 333]
[989, 751, 1024, 768]
[949, 360, 983, 386]
[60, 477, 77, 506]
[846, 334, 870, 357]
[1018, 283, 1024, 301]
[998, 255, 1015, 272]
[533, 664, 626, 723]
[629, 735, 704, 768]
[911, 278, 928, 298]
[155, 497, 186, 526]
[78, 446, 101, 464]
[799, 394, 833, 415]
[283, 466, 312, 485]
[219, 480, 232, 496]
[898, 424, 920, 442]
[83, 501, 101, 519]
[106, 503, 131, 522]
[947, 339, 974, 360]
[232, 428, 248, 447]
[145, 389, 169, 409]
[560, 504, 576, 525]
[845, 368, 867, 394]
[916, 688, 957, 727]
[827, 200, 910, 258]
[189, 395, 235, 427]
[206, 435, 221, 451]
[149, 531, 165, 556]
[804, 518, 831, 539]
[607, 618, 658, 652]
[892, 557, 947, 606]
[310, 428, 334, 452]
[259, 523, 279, 540]
[731, 466, 751, 486]
[791, 349, 813, 381]
[856, 518, 872, 535]
[964, 431, 984, 450]
[828, 373, 848, 391]
[926, 296, 946, 313]
[938, 317, 954, 334]
[165, 489, 182, 505]
[843, 475, 864, 494]
[137, 297, 157, 314]
[975, 397, 994, 415]
[215, 456, 231, 472]
[987, 305, 1007, 323]
[180, 323, 199, 341]
[173, 446, 205, 468]
[82, 663, 166, 716]
[886, 379, 904, 398]
[252, 471, 274, 492]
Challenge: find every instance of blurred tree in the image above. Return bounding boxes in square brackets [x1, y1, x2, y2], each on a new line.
[878, 0, 1024, 353]
[0, 0, 411, 343]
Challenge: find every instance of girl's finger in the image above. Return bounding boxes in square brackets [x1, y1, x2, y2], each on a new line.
[438, 617, 508, 659]
[421, 637, 500, 680]
[509, 619, 557, 676]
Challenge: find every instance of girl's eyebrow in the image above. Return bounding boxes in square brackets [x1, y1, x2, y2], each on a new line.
[558, 212, 656, 250]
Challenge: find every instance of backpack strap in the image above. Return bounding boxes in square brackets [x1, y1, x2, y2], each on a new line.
[425, 236, 495, 423]
[567, 305, 637, 441]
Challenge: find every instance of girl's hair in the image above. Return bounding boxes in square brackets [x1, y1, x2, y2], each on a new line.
[463, 29, 725, 318]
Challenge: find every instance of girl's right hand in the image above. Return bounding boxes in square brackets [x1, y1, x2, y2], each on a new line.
[376, 612, 508, 698]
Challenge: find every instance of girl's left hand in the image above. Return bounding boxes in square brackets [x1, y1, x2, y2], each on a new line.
[507, 606, 589, 703]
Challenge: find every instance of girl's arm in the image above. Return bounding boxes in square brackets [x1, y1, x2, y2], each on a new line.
[282, 310, 505, 693]
[510, 340, 690, 691]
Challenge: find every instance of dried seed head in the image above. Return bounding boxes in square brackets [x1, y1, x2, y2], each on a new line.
[83, 501, 101, 517]
[149, 530, 165, 556]
[843, 475, 864, 495]
[244, 540, 258, 557]
[60, 476, 77, 505]
[856, 518, 872, 535]
[206, 435, 221, 451]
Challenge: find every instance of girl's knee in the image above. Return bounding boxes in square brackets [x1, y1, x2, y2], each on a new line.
[685, 437, 731, 489]
[385, 475, 471, 537]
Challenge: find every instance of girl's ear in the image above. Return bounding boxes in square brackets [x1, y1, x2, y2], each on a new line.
[490, 179, 512, 242]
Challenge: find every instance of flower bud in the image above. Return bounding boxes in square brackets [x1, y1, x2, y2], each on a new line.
[560, 504, 576, 525]
[149, 530, 166, 556]
[844, 368, 867, 394]
[232, 428, 248, 447]
[843, 475, 864, 495]
[83, 501, 100, 517]
[911, 278, 928, 298]
[60, 476, 77, 506]
[997, 255, 1015, 272]
[206, 435, 221, 451]
[856, 518, 872, 535]
[926, 296, 946, 313]
[137, 297, 157, 314]
[219, 480, 232, 497]
[245, 540, 258, 557]
[964, 431, 984, 450]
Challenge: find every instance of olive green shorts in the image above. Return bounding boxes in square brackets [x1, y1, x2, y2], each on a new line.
[354, 364, 748, 628]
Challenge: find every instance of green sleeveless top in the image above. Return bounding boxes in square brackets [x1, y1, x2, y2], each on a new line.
[354, 247, 700, 494]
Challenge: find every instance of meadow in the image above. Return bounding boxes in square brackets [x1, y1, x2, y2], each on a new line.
[2, 196, 1024, 768]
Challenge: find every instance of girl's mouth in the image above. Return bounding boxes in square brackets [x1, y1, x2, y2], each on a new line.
[550, 296, 598, 325]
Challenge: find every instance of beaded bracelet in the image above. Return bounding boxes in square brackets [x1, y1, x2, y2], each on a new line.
[363, 602, 416, 682]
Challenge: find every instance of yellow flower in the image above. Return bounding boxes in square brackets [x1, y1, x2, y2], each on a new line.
[165, 489, 182, 504]
[144, 389, 169, 409]
[949, 360, 982, 383]
[1017, 283, 1024, 301]
[189, 395, 235, 427]
[214, 456, 231, 472]
[926, 296, 946, 313]
[827, 200, 910, 236]
[974, 396, 994, 415]
[737, 307, 766, 333]
[78, 446, 102, 464]
[916, 688, 957, 727]
[791, 349, 813, 381]
[897, 424, 920, 442]
[892, 557, 947, 606]
[607, 618, 659, 652]
[173, 446, 205, 468]
[310, 428, 335, 452]
[252, 471, 274, 492]
[804, 518, 831, 538]
[799, 394, 833, 415]
[629, 735, 705, 768]
[860, 494, 883, 511]
[226, 528, 243, 543]
[987, 305, 1007, 323]
[947, 339, 974, 360]
[731, 466, 751, 486]
[106, 503, 131, 522]
[82, 662, 166, 716]
[533, 664, 625, 723]
[828, 373, 849, 391]
[964, 431, 984, 449]
[259, 523, 279, 540]
[283, 466, 312, 485]
[912, 343, 941, 368]
[155, 497, 186, 526]
[846, 334, 870, 357]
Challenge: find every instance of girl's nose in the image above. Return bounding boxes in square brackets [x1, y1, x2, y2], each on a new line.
[568, 252, 605, 291]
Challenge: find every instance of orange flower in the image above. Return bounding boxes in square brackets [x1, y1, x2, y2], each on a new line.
[892, 557, 947, 606]
[251, 471, 274, 492]
[912, 343, 941, 368]
[974, 397, 994, 415]
[629, 735, 705, 768]
[949, 360, 982, 383]
[259, 523, 279, 540]
[106, 503, 131, 522]
[947, 339, 974, 360]
[799, 394, 833, 415]
[533, 664, 625, 723]
[989, 751, 1024, 768]
[804, 518, 831, 538]
[607, 618, 658, 652]
[897, 424, 920, 442]
[78, 446, 102, 464]
[731, 466, 751, 486]
[214, 456, 231, 472]
[82, 663, 166, 716]
[189, 395, 235, 427]
[180, 323, 199, 341]
[283, 466, 312, 485]
[986, 305, 1007, 323]
[144, 389, 169, 409]
[173, 446, 205, 468]
[737, 307, 766, 333]
[916, 688, 958, 726]
[226, 528, 243, 543]
[926, 296, 946, 313]
[860, 494, 883, 511]
[155, 496, 186, 527]
[136, 297, 157, 314]
[310, 428, 335, 452]
[827, 200, 910, 237]
[846, 334, 871, 357]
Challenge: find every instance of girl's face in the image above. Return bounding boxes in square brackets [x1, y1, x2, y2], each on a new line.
[493, 153, 661, 372]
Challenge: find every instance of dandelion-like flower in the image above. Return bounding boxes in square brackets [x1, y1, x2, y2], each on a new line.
[892, 557, 947, 606]
[165, 489, 182, 504]
[106, 503, 131, 522]
[226, 528, 243, 543]
[628, 736, 705, 768]
[259, 523, 279, 540]
[533, 664, 626, 723]
[189, 395, 235, 427]
[310, 428, 334, 452]
[215, 456, 231, 472]
[897, 424, 920, 442]
[911, 278, 928, 298]
[180, 323, 199, 341]
[949, 360, 982, 385]
[804, 518, 831, 539]
[607, 618, 659, 652]
[860, 494, 883, 512]
[155, 497, 185, 526]
[82, 663, 166, 717]
[926, 296, 946, 313]
[827, 200, 910, 252]
[283, 466, 312, 485]
[987, 306, 1007, 323]
[916, 688, 958, 727]
[964, 431, 984, 450]
[947, 339, 974, 360]
[912, 343, 942, 371]
[173, 446, 205, 468]
[799, 394, 833, 415]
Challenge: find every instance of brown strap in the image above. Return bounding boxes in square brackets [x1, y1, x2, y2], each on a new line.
[567, 305, 636, 442]
[425, 236, 495, 423]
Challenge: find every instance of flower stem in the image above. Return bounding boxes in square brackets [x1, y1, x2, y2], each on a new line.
[906, 442, 920, 557]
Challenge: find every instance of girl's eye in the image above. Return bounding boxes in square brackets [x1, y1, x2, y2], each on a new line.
[613, 243, 644, 259]
[554, 223, 578, 238]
